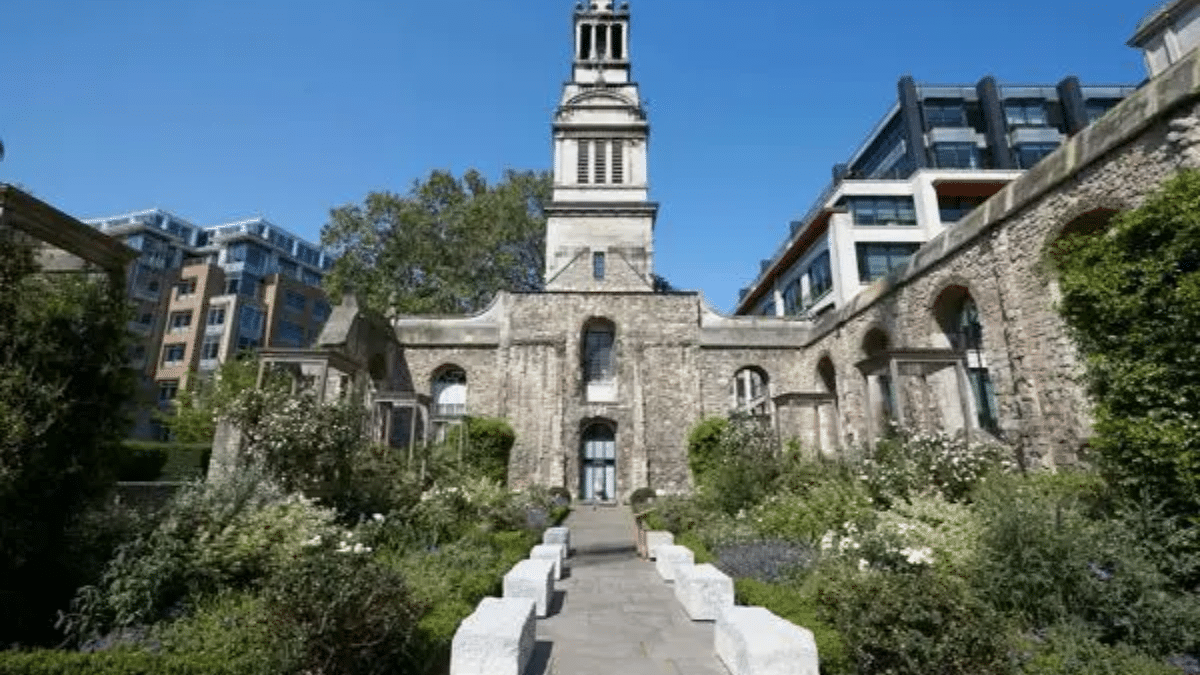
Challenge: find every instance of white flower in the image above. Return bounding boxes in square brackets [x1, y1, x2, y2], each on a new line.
[858, 558, 869, 571]
[902, 547, 934, 565]
[372, 513, 385, 523]
[302, 535, 322, 547]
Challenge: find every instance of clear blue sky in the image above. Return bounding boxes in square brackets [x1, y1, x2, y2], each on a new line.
[2, 0, 1150, 312]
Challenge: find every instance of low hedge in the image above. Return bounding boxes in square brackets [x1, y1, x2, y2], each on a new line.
[0, 650, 239, 675]
[117, 442, 210, 481]
[735, 577, 850, 674]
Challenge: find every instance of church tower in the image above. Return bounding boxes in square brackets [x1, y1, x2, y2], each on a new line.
[544, 1, 658, 292]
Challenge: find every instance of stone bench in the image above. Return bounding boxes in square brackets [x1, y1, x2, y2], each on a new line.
[674, 563, 734, 621]
[645, 530, 674, 560]
[542, 526, 570, 554]
[530, 543, 566, 580]
[654, 544, 694, 582]
[450, 597, 536, 675]
[715, 606, 819, 675]
[503, 558, 556, 617]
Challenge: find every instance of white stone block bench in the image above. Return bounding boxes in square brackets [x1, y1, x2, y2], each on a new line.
[674, 563, 734, 621]
[543, 526, 570, 554]
[715, 606, 819, 675]
[645, 531, 674, 560]
[530, 543, 566, 580]
[655, 544, 694, 582]
[450, 597, 536, 675]
[503, 558, 555, 617]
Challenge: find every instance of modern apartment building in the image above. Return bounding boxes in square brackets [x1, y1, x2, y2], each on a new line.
[735, 75, 1137, 318]
[88, 210, 334, 438]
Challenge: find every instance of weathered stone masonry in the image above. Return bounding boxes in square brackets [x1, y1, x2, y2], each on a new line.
[219, 9, 1200, 498]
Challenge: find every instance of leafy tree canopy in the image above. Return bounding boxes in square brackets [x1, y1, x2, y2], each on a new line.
[1056, 170, 1200, 517]
[0, 230, 134, 644]
[321, 169, 550, 316]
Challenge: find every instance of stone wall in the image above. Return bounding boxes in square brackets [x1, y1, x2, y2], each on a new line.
[799, 51, 1200, 468]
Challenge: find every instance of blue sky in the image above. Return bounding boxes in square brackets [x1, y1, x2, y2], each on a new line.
[2, 1, 1151, 312]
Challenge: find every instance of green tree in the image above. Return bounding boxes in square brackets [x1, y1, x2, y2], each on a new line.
[1056, 170, 1200, 518]
[0, 231, 134, 644]
[159, 357, 260, 443]
[321, 169, 550, 316]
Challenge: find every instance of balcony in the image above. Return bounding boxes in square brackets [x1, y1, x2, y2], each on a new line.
[433, 403, 467, 418]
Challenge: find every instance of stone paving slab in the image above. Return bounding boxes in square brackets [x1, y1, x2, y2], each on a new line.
[531, 505, 729, 675]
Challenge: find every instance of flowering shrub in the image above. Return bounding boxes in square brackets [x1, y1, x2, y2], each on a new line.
[229, 391, 367, 496]
[859, 424, 1015, 505]
[872, 494, 983, 572]
[62, 472, 347, 644]
[750, 480, 874, 544]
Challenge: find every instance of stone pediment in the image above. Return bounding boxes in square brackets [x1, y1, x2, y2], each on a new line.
[563, 90, 637, 109]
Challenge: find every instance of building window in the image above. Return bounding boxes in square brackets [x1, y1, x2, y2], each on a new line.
[856, 242, 921, 283]
[845, 196, 917, 226]
[169, 311, 193, 332]
[432, 367, 467, 417]
[313, 300, 331, 323]
[162, 343, 186, 366]
[808, 250, 833, 301]
[611, 140, 624, 184]
[176, 277, 197, 298]
[782, 278, 802, 316]
[577, 140, 590, 184]
[200, 338, 220, 361]
[138, 311, 154, 326]
[1015, 142, 1059, 169]
[236, 336, 260, 352]
[938, 195, 988, 223]
[157, 380, 179, 403]
[225, 278, 240, 295]
[593, 251, 606, 280]
[1005, 99, 1048, 127]
[732, 367, 771, 417]
[583, 320, 616, 384]
[278, 320, 306, 347]
[239, 305, 264, 340]
[760, 299, 776, 317]
[923, 99, 967, 128]
[931, 143, 981, 169]
[1085, 98, 1121, 123]
[207, 306, 226, 325]
[594, 140, 607, 184]
[284, 289, 307, 312]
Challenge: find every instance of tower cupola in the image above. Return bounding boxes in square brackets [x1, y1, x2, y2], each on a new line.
[572, 1, 632, 84]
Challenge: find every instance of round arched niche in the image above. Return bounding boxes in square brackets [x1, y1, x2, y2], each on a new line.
[816, 354, 837, 395]
[861, 326, 890, 358]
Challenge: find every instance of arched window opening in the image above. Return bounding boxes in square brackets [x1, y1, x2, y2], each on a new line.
[581, 421, 616, 502]
[954, 297, 998, 433]
[934, 287, 999, 434]
[432, 366, 467, 418]
[861, 328, 895, 424]
[731, 367, 771, 418]
[1046, 208, 1118, 271]
[1045, 208, 1119, 303]
[583, 318, 617, 401]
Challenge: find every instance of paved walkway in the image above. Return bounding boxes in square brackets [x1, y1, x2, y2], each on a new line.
[529, 504, 729, 675]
